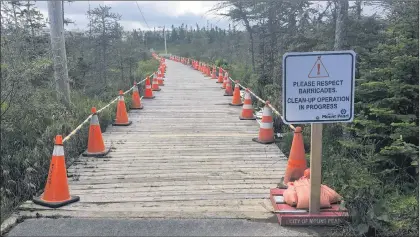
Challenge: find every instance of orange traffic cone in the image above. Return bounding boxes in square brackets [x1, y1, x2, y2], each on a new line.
[252, 101, 275, 144]
[158, 72, 165, 86]
[82, 107, 111, 157]
[33, 135, 80, 208]
[229, 80, 243, 106]
[224, 78, 233, 96]
[221, 72, 228, 89]
[130, 82, 143, 110]
[160, 67, 165, 79]
[217, 67, 224, 83]
[203, 65, 208, 76]
[152, 75, 161, 91]
[239, 89, 256, 120]
[283, 127, 307, 184]
[143, 76, 155, 99]
[161, 71, 166, 81]
[113, 90, 132, 126]
[211, 66, 217, 79]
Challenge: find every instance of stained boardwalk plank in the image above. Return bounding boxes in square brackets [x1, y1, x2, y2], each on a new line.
[19, 60, 288, 220]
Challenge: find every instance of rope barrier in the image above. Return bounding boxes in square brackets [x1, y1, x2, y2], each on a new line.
[62, 76, 152, 143]
[225, 76, 296, 131]
[182, 57, 295, 131]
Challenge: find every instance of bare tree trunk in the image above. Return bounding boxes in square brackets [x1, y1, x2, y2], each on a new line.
[101, 15, 107, 83]
[233, 2, 255, 71]
[129, 62, 132, 85]
[26, 1, 35, 51]
[248, 30, 255, 71]
[61, 0, 65, 26]
[47, 1, 71, 105]
[330, 0, 349, 135]
[88, 1, 92, 38]
[242, 16, 255, 71]
[268, 4, 277, 84]
[355, 0, 362, 20]
[120, 53, 124, 82]
[11, 2, 18, 26]
[334, 0, 348, 50]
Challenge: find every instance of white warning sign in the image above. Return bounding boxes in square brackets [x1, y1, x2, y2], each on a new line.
[282, 51, 356, 124]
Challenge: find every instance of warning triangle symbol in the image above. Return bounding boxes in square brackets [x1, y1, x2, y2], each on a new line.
[308, 56, 329, 78]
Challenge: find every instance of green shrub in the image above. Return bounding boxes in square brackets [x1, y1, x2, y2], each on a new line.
[0, 58, 159, 221]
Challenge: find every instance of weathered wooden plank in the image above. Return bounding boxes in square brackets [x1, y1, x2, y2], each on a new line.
[67, 183, 276, 192]
[68, 173, 282, 181]
[22, 193, 269, 203]
[20, 199, 273, 213]
[67, 177, 282, 185]
[72, 160, 285, 166]
[17, 210, 273, 219]
[58, 188, 271, 196]
[67, 179, 281, 189]
[69, 164, 285, 172]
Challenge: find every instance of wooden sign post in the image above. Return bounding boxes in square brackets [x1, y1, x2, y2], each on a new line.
[282, 50, 356, 214]
[309, 123, 323, 214]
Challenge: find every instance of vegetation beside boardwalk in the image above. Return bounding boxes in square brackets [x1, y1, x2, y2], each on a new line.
[1, 2, 159, 221]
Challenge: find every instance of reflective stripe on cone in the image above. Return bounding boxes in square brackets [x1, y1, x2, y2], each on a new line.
[240, 89, 256, 120]
[252, 101, 274, 144]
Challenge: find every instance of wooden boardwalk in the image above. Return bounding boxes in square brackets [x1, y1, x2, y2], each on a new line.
[19, 60, 288, 220]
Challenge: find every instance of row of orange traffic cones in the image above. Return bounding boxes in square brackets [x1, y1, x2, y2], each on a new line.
[32, 58, 167, 208]
[190, 59, 307, 185]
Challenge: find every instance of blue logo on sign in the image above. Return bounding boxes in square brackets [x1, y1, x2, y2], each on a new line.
[341, 109, 346, 115]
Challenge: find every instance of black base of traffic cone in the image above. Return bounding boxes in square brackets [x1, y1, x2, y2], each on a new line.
[239, 116, 257, 120]
[130, 105, 144, 110]
[82, 146, 112, 157]
[33, 195, 80, 208]
[252, 137, 275, 144]
[112, 121, 132, 126]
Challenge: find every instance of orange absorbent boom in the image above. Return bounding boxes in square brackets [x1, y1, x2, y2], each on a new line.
[283, 176, 342, 210]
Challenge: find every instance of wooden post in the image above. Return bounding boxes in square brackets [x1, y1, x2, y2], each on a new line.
[163, 26, 167, 55]
[309, 123, 323, 214]
[47, 1, 71, 105]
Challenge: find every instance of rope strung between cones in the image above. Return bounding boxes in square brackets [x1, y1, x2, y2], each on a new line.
[184, 57, 295, 131]
[190, 60, 295, 131]
[62, 76, 150, 143]
[225, 76, 296, 131]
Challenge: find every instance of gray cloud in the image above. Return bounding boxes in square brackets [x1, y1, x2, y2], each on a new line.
[34, 1, 231, 31]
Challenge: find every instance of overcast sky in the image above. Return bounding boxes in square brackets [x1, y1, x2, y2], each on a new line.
[34, 1, 231, 31]
[34, 1, 383, 32]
